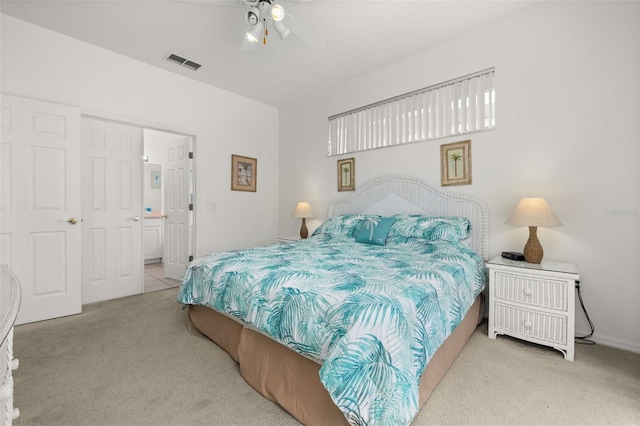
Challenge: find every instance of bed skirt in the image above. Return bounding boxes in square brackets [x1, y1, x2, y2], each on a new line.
[187, 295, 483, 425]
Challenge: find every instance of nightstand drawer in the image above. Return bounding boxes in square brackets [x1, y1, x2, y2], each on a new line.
[493, 302, 567, 346]
[493, 271, 568, 312]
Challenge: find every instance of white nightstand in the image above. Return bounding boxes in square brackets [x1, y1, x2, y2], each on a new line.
[487, 256, 579, 361]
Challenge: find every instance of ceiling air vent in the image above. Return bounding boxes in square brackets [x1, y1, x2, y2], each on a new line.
[165, 53, 202, 71]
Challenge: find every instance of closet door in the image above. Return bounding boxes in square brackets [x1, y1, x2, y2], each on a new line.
[81, 117, 143, 303]
[1, 94, 82, 324]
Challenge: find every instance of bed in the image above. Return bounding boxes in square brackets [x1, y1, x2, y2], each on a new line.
[178, 175, 489, 425]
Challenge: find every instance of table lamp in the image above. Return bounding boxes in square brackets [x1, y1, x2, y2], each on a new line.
[293, 202, 314, 239]
[505, 197, 562, 264]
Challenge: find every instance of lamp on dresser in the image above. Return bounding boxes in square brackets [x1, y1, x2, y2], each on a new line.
[293, 202, 314, 239]
[505, 197, 562, 264]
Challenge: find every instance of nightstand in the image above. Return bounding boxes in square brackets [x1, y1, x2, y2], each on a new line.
[487, 256, 579, 361]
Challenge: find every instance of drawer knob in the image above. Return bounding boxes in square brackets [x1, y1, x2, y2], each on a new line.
[524, 321, 532, 328]
[523, 288, 533, 296]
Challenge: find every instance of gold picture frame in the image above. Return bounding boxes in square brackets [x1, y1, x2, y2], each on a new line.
[337, 157, 355, 192]
[441, 140, 472, 186]
[231, 154, 257, 192]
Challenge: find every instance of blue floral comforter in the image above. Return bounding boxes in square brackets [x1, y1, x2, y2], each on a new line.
[178, 233, 486, 425]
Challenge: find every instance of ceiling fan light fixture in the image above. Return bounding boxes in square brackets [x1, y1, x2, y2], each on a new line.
[246, 21, 264, 43]
[245, 8, 260, 26]
[273, 20, 290, 39]
[270, 4, 285, 22]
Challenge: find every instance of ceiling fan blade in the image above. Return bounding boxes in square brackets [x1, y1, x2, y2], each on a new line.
[284, 12, 328, 50]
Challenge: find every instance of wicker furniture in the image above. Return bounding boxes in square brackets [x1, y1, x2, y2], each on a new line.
[487, 256, 579, 361]
[1, 266, 21, 424]
[329, 174, 489, 261]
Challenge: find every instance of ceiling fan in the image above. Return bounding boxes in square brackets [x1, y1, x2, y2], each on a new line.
[241, 0, 328, 51]
[184, 0, 328, 52]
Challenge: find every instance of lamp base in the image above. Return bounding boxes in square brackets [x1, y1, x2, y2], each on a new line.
[523, 226, 543, 264]
[299, 218, 308, 239]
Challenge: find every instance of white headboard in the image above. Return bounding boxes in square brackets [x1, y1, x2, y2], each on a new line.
[328, 175, 489, 260]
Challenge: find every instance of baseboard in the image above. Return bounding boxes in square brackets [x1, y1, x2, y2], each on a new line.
[576, 329, 640, 354]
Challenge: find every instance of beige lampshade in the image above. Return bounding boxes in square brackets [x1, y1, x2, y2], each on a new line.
[293, 202, 315, 219]
[505, 198, 562, 227]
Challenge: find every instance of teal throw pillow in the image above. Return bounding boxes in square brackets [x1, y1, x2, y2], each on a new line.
[355, 217, 396, 246]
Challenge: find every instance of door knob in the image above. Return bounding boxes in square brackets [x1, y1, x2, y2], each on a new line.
[67, 217, 79, 225]
[130, 216, 140, 221]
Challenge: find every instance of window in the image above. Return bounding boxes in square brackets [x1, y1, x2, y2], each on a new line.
[328, 68, 495, 156]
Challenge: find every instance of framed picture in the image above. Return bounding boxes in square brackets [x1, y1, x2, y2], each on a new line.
[150, 171, 161, 189]
[441, 140, 472, 186]
[231, 154, 257, 192]
[337, 157, 355, 192]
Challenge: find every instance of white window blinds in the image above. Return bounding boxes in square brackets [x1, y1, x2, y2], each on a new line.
[328, 68, 495, 156]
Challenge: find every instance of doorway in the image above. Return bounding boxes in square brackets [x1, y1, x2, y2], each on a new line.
[142, 128, 194, 291]
[3, 93, 196, 325]
[81, 117, 195, 304]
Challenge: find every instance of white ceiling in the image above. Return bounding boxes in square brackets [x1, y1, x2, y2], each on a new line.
[1, 0, 534, 107]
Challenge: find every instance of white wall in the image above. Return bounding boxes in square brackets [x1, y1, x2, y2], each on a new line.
[144, 129, 173, 169]
[1, 14, 280, 256]
[279, 2, 640, 352]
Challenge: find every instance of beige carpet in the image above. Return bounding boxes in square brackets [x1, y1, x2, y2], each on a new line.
[13, 288, 640, 426]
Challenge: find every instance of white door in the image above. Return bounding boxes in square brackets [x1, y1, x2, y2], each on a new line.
[81, 117, 143, 304]
[0, 94, 82, 324]
[163, 136, 190, 280]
